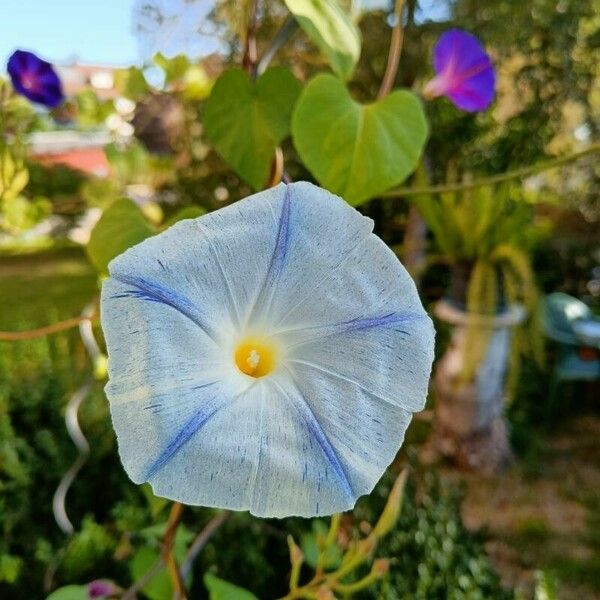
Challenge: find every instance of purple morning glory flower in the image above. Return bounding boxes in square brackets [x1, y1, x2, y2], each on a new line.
[423, 29, 495, 112]
[7, 50, 64, 108]
[87, 580, 115, 598]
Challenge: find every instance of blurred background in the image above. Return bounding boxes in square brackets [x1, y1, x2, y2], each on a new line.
[0, 1, 598, 599]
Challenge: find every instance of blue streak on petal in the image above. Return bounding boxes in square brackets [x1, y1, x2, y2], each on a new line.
[336, 312, 416, 333]
[266, 184, 292, 287]
[110, 273, 218, 342]
[145, 399, 223, 479]
[244, 185, 292, 326]
[285, 312, 428, 349]
[274, 377, 354, 503]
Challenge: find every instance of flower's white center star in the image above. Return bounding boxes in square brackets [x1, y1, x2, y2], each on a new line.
[234, 337, 278, 378]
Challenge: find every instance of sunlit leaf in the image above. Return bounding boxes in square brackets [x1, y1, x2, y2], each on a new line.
[300, 520, 342, 569]
[204, 67, 302, 190]
[45, 586, 88, 600]
[165, 205, 207, 227]
[204, 573, 259, 600]
[86, 198, 154, 273]
[284, 0, 361, 80]
[292, 74, 428, 205]
[130, 528, 193, 600]
[114, 66, 150, 100]
[154, 53, 191, 85]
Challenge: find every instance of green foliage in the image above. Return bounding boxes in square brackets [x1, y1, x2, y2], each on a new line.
[154, 53, 192, 86]
[1, 195, 51, 233]
[129, 522, 194, 599]
[292, 74, 428, 205]
[114, 66, 150, 101]
[164, 205, 207, 227]
[204, 68, 302, 190]
[534, 570, 560, 600]
[0, 554, 22, 584]
[355, 473, 513, 600]
[86, 198, 154, 273]
[300, 520, 343, 570]
[60, 517, 115, 580]
[414, 179, 544, 382]
[204, 573, 259, 600]
[0, 144, 28, 201]
[284, 0, 361, 80]
[74, 90, 115, 129]
[45, 585, 89, 600]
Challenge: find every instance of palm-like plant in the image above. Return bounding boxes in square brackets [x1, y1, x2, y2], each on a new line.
[411, 170, 544, 386]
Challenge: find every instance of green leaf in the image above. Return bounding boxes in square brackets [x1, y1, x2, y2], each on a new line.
[115, 66, 150, 100]
[86, 198, 154, 273]
[300, 520, 342, 570]
[104, 142, 149, 185]
[45, 585, 88, 600]
[284, 0, 361, 80]
[130, 530, 193, 600]
[164, 205, 207, 227]
[154, 53, 191, 85]
[204, 68, 302, 190]
[130, 546, 171, 600]
[292, 74, 428, 206]
[204, 573, 259, 600]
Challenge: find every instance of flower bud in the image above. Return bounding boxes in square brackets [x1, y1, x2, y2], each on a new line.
[372, 558, 390, 577]
[373, 469, 408, 537]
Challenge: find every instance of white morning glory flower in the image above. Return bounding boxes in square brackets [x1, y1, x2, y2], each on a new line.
[101, 182, 434, 518]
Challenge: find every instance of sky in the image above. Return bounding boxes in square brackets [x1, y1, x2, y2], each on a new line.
[0, 0, 449, 68]
[0, 0, 139, 67]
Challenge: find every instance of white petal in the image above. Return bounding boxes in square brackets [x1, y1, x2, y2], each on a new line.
[287, 363, 413, 498]
[248, 182, 374, 330]
[146, 375, 355, 517]
[106, 184, 286, 342]
[275, 234, 435, 413]
[101, 277, 235, 481]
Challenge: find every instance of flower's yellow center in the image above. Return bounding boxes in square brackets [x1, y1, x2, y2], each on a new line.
[234, 337, 277, 378]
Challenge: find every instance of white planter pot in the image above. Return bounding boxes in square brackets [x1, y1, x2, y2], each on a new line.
[431, 300, 525, 471]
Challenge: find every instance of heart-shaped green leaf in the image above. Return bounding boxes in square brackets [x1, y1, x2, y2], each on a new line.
[204, 573, 259, 600]
[292, 74, 428, 206]
[86, 198, 154, 273]
[204, 67, 301, 190]
[284, 0, 361, 80]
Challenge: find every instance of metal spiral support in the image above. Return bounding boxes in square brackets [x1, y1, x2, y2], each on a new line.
[52, 301, 101, 535]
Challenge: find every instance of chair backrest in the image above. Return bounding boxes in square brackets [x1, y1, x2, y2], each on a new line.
[541, 292, 592, 345]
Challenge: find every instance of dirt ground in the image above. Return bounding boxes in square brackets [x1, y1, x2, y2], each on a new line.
[442, 416, 600, 599]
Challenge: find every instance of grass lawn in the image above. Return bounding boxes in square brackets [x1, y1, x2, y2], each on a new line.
[0, 247, 98, 331]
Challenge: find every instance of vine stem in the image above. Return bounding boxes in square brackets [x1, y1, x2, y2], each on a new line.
[378, 0, 406, 98]
[256, 16, 299, 76]
[383, 142, 600, 198]
[164, 502, 188, 600]
[242, 0, 259, 78]
[180, 511, 231, 579]
[0, 314, 91, 341]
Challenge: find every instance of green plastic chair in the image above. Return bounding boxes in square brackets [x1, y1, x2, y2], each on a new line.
[540, 293, 600, 412]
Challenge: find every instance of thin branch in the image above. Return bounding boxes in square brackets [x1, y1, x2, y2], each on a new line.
[256, 17, 299, 76]
[0, 314, 91, 341]
[378, 0, 406, 98]
[383, 142, 600, 198]
[163, 502, 188, 600]
[242, 0, 259, 78]
[122, 556, 164, 600]
[267, 147, 285, 188]
[180, 511, 231, 579]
